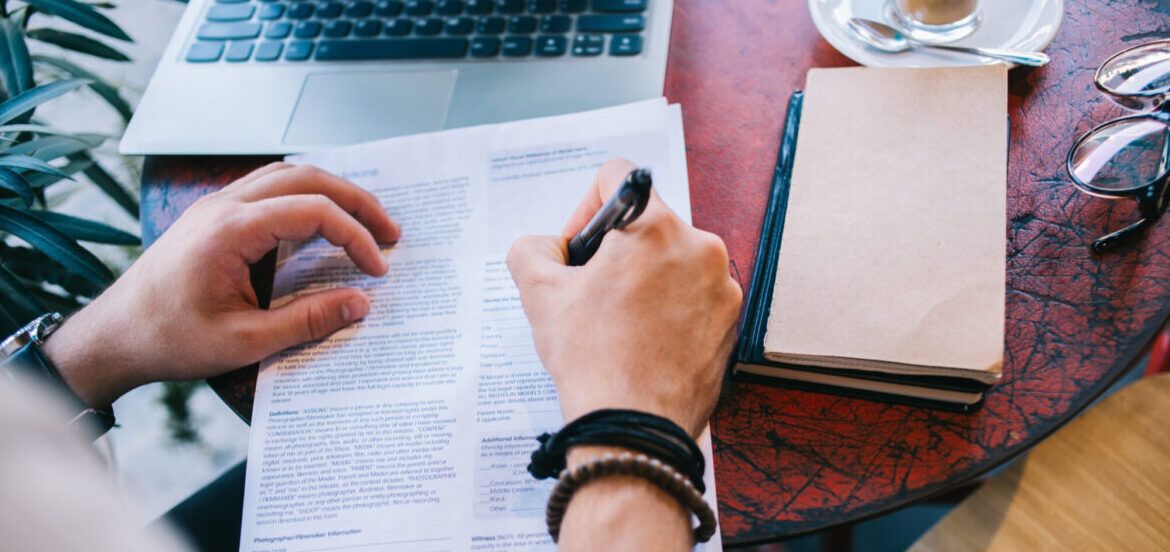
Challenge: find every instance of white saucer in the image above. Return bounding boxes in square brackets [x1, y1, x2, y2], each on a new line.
[808, 0, 1064, 68]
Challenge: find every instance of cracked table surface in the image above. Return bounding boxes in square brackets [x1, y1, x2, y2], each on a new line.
[140, 0, 1170, 546]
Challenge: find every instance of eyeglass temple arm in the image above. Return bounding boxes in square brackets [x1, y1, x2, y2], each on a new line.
[1093, 218, 1151, 253]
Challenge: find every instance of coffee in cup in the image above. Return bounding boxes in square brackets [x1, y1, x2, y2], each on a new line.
[891, 0, 981, 42]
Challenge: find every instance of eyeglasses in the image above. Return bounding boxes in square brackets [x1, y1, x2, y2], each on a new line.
[1067, 40, 1170, 253]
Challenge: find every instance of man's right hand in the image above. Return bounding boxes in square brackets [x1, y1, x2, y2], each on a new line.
[507, 158, 742, 439]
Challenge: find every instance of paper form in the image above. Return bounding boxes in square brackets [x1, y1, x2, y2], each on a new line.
[239, 100, 722, 552]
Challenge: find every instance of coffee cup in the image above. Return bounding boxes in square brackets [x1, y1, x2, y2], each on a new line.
[890, 0, 981, 42]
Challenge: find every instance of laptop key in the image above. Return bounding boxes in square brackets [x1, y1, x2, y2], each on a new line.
[507, 15, 535, 33]
[375, 0, 405, 16]
[324, 20, 352, 36]
[257, 3, 284, 19]
[383, 18, 413, 34]
[294, 21, 323, 38]
[436, 0, 464, 14]
[315, 38, 469, 59]
[206, 4, 255, 21]
[225, 41, 254, 61]
[254, 41, 284, 61]
[404, 0, 433, 14]
[571, 33, 602, 55]
[415, 17, 443, 35]
[470, 36, 500, 56]
[501, 35, 532, 56]
[535, 34, 566, 56]
[497, 0, 523, 13]
[592, 0, 646, 12]
[446, 17, 474, 34]
[576, 14, 642, 32]
[559, 0, 586, 12]
[345, 1, 374, 17]
[538, 15, 570, 32]
[314, 1, 343, 17]
[527, 0, 554, 13]
[466, 0, 494, 14]
[354, 19, 383, 36]
[285, 40, 314, 60]
[186, 41, 224, 62]
[609, 33, 640, 55]
[287, 3, 314, 19]
[197, 22, 262, 40]
[476, 15, 504, 33]
[265, 21, 292, 38]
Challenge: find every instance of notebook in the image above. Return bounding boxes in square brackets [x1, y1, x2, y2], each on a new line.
[237, 99, 721, 551]
[734, 65, 1008, 410]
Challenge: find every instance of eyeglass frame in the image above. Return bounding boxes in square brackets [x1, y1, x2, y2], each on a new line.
[1065, 40, 1170, 254]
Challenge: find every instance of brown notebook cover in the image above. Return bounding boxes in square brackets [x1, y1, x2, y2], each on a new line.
[737, 65, 1007, 407]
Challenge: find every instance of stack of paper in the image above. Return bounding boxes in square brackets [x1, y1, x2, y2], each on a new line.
[239, 100, 721, 551]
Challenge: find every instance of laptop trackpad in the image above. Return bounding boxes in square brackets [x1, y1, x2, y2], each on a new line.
[283, 70, 457, 147]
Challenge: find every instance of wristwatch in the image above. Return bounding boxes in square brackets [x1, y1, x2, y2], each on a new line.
[1, 312, 116, 438]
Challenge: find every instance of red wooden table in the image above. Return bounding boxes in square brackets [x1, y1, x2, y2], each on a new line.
[140, 0, 1170, 546]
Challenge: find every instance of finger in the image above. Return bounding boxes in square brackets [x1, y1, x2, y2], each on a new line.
[239, 194, 389, 276]
[235, 287, 371, 357]
[507, 235, 570, 290]
[560, 158, 674, 238]
[230, 165, 400, 245]
[561, 158, 638, 238]
[225, 161, 295, 188]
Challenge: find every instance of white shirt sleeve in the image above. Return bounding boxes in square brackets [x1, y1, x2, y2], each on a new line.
[0, 378, 193, 552]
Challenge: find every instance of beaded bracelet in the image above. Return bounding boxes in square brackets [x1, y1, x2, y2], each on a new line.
[545, 451, 717, 544]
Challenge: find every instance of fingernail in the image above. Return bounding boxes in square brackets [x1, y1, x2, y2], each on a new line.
[343, 296, 370, 322]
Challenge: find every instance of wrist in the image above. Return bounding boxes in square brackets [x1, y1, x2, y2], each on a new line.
[43, 308, 142, 407]
[559, 446, 691, 551]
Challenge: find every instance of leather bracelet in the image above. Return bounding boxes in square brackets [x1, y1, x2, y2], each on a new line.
[545, 451, 717, 544]
[529, 409, 706, 493]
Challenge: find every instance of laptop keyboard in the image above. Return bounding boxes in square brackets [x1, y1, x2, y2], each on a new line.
[187, 0, 648, 63]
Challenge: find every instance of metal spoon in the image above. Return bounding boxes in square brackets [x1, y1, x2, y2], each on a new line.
[846, 18, 1050, 67]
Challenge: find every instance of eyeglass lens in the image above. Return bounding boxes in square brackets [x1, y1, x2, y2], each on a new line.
[1071, 118, 1170, 192]
[1096, 41, 1170, 111]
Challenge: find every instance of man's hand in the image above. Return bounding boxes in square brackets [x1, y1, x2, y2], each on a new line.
[508, 159, 741, 551]
[44, 163, 399, 407]
[507, 157, 742, 438]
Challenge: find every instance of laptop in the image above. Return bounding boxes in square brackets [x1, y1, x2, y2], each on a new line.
[120, 0, 673, 155]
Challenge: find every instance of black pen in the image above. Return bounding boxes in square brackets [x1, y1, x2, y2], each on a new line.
[567, 168, 653, 266]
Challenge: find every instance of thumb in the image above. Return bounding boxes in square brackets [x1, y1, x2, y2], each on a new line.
[507, 235, 570, 292]
[241, 287, 371, 356]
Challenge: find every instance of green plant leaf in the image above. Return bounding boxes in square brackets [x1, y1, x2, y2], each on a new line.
[22, 0, 133, 42]
[26, 286, 83, 314]
[0, 272, 41, 334]
[26, 209, 138, 244]
[7, 135, 93, 159]
[27, 28, 130, 61]
[0, 301, 25, 336]
[0, 204, 112, 285]
[0, 167, 33, 206]
[30, 55, 131, 122]
[0, 20, 34, 102]
[24, 157, 90, 187]
[0, 153, 70, 178]
[0, 242, 102, 297]
[0, 79, 89, 126]
[0, 264, 45, 319]
[0, 123, 78, 137]
[70, 152, 137, 218]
